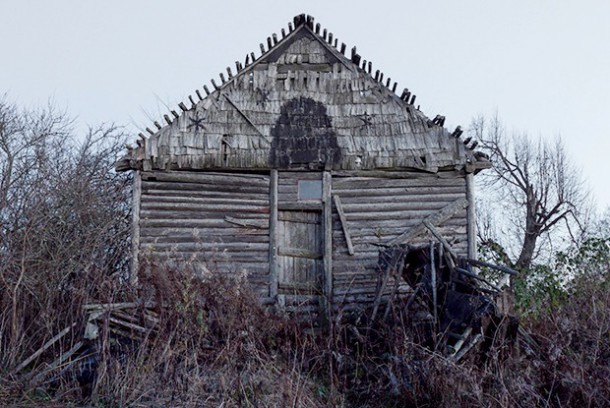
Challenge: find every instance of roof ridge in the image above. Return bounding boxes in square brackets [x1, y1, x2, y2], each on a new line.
[137, 14, 460, 142]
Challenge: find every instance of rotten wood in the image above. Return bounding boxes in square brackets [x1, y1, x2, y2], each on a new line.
[333, 194, 354, 255]
[13, 323, 77, 374]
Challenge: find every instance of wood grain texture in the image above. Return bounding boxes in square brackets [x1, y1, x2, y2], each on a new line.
[122, 26, 481, 173]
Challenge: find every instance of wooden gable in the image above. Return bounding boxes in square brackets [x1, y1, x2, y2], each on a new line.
[118, 15, 488, 174]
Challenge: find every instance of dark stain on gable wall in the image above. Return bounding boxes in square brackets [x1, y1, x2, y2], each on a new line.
[271, 97, 341, 168]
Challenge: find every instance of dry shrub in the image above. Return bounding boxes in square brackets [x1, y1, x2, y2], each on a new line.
[4, 256, 609, 407]
[87, 262, 327, 407]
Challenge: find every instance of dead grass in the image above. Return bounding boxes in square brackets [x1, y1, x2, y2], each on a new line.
[1, 260, 609, 407]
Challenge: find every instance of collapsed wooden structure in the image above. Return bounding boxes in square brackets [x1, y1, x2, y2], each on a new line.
[373, 235, 519, 361]
[116, 14, 491, 323]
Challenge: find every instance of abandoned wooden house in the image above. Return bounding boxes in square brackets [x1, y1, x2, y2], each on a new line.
[116, 14, 490, 321]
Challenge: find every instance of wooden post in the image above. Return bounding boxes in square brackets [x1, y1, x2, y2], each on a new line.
[430, 241, 437, 326]
[322, 171, 333, 327]
[131, 170, 142, 284]
[269, 170, 279, 299]
[466, 172, 477, 269]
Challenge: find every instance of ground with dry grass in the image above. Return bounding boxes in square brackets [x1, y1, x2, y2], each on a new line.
[1, 257, 609, 407]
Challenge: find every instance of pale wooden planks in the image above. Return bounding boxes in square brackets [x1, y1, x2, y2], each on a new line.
[138, 170, 271, 295]
[333, 195, 354, 255]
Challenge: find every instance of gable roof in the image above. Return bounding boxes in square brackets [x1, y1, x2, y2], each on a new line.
[117, 14, 489, 173]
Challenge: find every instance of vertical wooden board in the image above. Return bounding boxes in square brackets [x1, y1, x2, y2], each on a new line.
[269, 169, 278, 298]
[132, 170, 142, 283]
[323, 171, 333, 319]
[466, 172, 477, 263]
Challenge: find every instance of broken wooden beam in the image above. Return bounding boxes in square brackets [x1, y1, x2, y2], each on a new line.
[386, 197, 468, 246]
[13, 323, 77, 374]
[423, 220, 458, 260]
[30, 341, 83, 384]
[455, 267, 503, 292]
[224, 216, 267, 229]
[83, 301, 155, 311]
[466, 259, 518, 276]
[333, 195, 354, 255]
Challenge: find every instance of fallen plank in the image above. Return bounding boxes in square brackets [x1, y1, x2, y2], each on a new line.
[30, 341, 83, 384]
[452, 333, 482, 362]
[385, 198, 467, 246]
[13, 323, 77, 374]
[333, 195, 354, 255]
[455, 267, 503, 292]
[423, 220, 458, 260]
[83, 301, 156, 311]
[466, 259, 518, 276]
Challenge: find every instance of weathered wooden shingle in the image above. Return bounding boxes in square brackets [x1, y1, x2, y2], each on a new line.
[121, 17, 487, 174]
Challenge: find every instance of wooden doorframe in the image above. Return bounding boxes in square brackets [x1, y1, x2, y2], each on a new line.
[269, 169, 279, 298]
[268, 169, 333, 326]
[322, 171, 333, 324]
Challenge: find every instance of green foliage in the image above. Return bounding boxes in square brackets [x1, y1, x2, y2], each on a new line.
[514, 263, 568, 314]
[513, 237, 610, 315]
[558, 237, 610, 281]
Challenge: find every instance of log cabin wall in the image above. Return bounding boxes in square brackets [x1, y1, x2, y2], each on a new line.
[117, 14, 491, 321]
[137, 171, 272, 300]
[331, 173, 468, 310]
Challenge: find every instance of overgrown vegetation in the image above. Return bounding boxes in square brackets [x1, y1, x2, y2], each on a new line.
[2, 253, 609, 407]
[1, 99, 609, 406]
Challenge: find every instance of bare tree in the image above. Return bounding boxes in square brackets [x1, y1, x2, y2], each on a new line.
[470, 115, 588, 271]
[0, 96, 132, 367]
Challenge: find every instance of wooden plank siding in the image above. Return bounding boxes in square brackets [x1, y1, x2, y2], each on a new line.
[115, 17, 491, 323]
[138, 171, 271, 298]
[330, 174, 468, 308]
[124, 25, 485, 175]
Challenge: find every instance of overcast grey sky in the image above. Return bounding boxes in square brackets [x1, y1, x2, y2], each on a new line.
[1, 0, 609, 210]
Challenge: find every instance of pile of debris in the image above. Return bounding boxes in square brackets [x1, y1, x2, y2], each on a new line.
[11, 302, 158, 393]
[370, 235, 520, 362]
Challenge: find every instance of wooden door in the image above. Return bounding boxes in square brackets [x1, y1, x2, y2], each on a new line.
[277, 210, 322, 294]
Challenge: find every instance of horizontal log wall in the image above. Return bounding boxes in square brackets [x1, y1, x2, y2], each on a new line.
[331, 174, 468, 308]
[139, 171, 271, 297]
